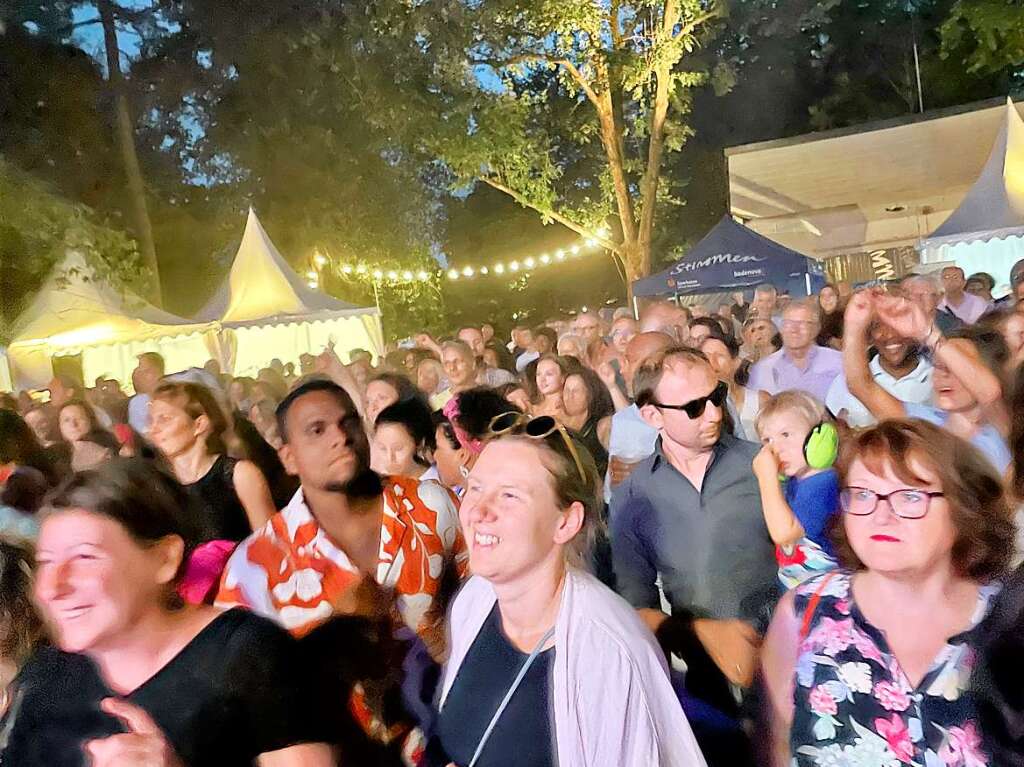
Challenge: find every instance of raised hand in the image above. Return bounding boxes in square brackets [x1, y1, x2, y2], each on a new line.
[85, 698, 182, 767]
[874, 293, 931, 342]
[842, 290, 876, 333]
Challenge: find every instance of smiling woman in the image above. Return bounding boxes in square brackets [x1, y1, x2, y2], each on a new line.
[434, 422, 707, 767]
[0, 459, 334, 767]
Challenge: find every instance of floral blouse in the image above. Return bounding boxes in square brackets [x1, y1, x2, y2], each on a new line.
[791, 570, 999, 767]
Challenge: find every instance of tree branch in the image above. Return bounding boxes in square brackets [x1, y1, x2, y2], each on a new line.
[480, 176, 621, 255]
[673, 8, 719, 40]
[469, 52, 602, 110]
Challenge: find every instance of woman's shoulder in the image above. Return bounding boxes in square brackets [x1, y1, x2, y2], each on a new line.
[205, 606, 296, 648]
[562, 570, 662, 658]
[791, 569, 853, 615]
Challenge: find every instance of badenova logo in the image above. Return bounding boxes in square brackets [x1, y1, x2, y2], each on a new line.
[669, 253, 766, 276]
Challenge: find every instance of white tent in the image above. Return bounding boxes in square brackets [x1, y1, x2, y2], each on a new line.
[195, 208, 383, 375]
[919, 98, 1024, 290]
[6, 252, 218, 390]
[0, 349, 12, 393]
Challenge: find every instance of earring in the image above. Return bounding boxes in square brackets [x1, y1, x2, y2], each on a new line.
[459, 463, 470, 479]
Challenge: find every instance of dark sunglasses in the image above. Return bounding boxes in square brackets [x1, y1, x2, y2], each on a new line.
[487, 411, 587, 482]
[649, 380, 728, 419]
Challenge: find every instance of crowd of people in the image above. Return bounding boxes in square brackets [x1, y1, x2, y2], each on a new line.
[2, 261, 1024, 766]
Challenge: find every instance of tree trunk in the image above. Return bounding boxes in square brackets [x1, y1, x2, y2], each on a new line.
[98, 0, 162, 305]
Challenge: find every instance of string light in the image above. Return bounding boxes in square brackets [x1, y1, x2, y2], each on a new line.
[306, 280, 318, 288]
[327, 232, 608, 284]
[305, 270, 317, 280]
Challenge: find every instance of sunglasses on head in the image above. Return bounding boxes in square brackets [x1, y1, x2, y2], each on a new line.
[649, 380, 728, 419]
[487, 411, 587, 483]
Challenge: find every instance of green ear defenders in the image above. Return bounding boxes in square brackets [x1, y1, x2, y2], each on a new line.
[804, 421, 839, 470]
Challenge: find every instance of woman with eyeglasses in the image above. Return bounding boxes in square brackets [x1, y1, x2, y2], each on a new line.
[760, 419, 1013, 767]
[433, 411, 706, 767]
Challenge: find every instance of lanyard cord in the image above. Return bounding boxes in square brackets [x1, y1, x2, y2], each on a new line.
[468, 626, 556, 767]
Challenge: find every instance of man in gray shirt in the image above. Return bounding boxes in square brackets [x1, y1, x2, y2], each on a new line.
[610, 345, 778, 716]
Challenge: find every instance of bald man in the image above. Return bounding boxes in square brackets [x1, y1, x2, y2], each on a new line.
[639, 301, 690, 343]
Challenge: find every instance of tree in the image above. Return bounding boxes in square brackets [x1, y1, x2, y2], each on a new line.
[0, 158, 142, 340]
[940, 0, 1024, 74]
[129, 0, 451, 337]
[324, 1, 719, 293]
[3, 1, 179, 305]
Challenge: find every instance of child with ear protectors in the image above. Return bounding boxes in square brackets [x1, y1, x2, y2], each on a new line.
[752, 390, 842, 589]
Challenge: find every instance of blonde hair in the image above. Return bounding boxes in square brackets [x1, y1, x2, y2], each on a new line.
[755, 390, 826, 439]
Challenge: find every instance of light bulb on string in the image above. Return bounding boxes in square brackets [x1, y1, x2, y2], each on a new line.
[341, 264, 353, 274]
[372, 269, 384, 279]
[448, 269, 459, 280]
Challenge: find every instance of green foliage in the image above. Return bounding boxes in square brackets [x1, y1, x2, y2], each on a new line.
[940, 0, 1024, 73]
[0, 158, 143, 340]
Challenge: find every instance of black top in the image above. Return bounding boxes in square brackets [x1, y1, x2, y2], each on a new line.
[184, 455, 251, 542]
[436, 604, 555, 767]
[0, 609, 323, 767]
[573, 417, 609, 478]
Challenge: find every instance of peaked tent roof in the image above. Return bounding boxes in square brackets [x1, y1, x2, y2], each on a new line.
[632, 215, 824, 298]
[9, 251, 206, 348]
[923, 98, 1024, 247]
[196, 208, 376, 325]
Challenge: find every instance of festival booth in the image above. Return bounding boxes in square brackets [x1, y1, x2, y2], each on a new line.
[194, 208, 383, 376]
[6, 252, 218, 390]
[919, 99, 1024, 290]
[632, 215, 826, 302]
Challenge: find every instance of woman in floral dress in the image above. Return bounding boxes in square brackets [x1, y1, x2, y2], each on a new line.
[761, 419, 1014, 767]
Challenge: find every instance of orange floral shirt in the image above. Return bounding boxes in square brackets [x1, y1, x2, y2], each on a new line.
[216, 476, 466, 639]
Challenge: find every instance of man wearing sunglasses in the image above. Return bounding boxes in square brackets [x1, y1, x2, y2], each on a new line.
[609, 346, 777, 747]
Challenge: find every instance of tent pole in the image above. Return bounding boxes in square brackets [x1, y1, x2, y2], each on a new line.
[632, 294, 639, 321]
[805, 273, 812, 296]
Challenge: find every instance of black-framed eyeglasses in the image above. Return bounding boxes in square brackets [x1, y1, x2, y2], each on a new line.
[649, 381, 728, 419]
[487, 411, 587, 482]
[839, 486, 945, 519]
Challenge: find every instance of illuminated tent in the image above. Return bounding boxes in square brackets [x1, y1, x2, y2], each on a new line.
[0, 350, 12, 393]
[194, 208, 383, 375]
[6, 252, 218, 390]
[919, 98, 1024, 289]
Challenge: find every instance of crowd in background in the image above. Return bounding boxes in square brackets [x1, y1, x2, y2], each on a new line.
[2, 261, 1024, 766]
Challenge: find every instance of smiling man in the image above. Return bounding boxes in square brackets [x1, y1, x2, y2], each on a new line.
[825, 321, 934, 427]
[217, 379, 465, 646]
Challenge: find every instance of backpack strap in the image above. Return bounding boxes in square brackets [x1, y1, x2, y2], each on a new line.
[799, 571, 838, 643]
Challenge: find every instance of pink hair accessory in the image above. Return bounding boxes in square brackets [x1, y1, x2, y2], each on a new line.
[178, 540, 237, 605]
[442, 396, 484, 455]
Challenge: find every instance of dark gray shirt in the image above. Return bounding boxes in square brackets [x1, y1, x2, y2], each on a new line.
[609, 434, 779, 630]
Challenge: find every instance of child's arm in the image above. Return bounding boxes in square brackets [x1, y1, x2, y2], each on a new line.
[753, 447, 805, 548]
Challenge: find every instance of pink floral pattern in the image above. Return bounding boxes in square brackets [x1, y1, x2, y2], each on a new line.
[790, 571, 998, 767]
[873, 681, 911, 712]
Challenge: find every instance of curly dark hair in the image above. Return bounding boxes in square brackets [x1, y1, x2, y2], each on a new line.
[450, 387, 523, 442]
[375, 397, 436, 465]
[834, 419, 1014, 581]
[0, 537, 46, 667]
